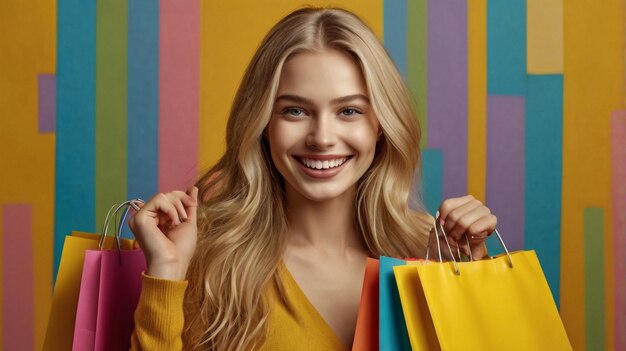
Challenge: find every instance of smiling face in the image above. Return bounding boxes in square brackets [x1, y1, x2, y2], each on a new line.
[267, 49, 380, 203]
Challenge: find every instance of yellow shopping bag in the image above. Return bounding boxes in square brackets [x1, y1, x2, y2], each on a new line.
[393, 224, 572, 351]
[393, 261, 440, 351]
[416, 249, 571, 350]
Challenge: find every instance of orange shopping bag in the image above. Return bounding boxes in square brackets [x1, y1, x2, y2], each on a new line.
[352, 258, 379, 351]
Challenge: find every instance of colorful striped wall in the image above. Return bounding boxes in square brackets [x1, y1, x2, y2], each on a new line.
[0, 0, 623, 350]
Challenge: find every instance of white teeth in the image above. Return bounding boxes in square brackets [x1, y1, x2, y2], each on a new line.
[298, 157, 349, 170]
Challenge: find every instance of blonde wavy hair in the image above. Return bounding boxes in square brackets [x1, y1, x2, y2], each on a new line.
[184, 7, 432, 350]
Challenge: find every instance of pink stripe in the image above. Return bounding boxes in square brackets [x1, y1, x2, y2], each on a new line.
[38, 74, 56, 133]
[2, 205, 34, 350]
[158, 0, 200, 192]
[612, 111, 626, 350]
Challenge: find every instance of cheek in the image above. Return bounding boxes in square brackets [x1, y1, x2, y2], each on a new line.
[348, 127, 378, 155]
[267, 121, 298, 162]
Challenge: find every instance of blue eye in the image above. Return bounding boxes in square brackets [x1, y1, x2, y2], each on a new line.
[341, 108, 362, 116]
[284, 108, 305, 117]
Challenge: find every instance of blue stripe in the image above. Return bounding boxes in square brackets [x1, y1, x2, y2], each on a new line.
[383, 0, 407, 78]
[379, 256, 411, 351]
[422, 149, 443, 215]
[125, 0, 159, 238]
[487, 0, 526, 94]
[54, 0, 97, 279]
[525, 74, 563, 307]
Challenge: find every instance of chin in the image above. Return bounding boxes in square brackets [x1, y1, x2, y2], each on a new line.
[293, 182, 356, 203]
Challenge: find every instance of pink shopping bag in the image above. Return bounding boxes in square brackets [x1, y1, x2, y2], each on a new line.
[72, 248, 146, 351]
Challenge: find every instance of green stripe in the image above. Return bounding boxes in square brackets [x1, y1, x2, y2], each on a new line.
[407, 0, 427, 149]
[584, 207, 605, 350]
[96, 0, 128, 230]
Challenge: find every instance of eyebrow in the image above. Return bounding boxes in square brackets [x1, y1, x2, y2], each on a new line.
[274, 94, 370, 105]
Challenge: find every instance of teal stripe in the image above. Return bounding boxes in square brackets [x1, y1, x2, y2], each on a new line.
[379, 256, 411, 350]
[584, 208, 605, 350]
[525, 74, 563, 307]
[383, 0, 407, 78]
[95, 0, 128, 229]
[54, 0, 97, 279]
[422, 149, 443, 215]
[126, 0, 159, 237]
[407, 0, 427, 148]
[487, 0, 526, 94]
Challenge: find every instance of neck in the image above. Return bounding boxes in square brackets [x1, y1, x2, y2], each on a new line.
[284, 185, 368, 256]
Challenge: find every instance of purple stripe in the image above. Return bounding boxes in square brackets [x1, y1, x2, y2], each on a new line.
[2, 205, 34, 350]
[486, 96, 525, 251]
[426, 0, 468, 199]
[38, 74, 56, 133]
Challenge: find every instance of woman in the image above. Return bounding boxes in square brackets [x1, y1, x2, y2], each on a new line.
[129, 7, 496, 350]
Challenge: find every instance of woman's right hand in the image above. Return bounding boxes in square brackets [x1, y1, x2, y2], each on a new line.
[129, 186, 199, 280]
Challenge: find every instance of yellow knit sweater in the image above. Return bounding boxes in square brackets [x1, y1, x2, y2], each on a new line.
[130, 264, 345, 350]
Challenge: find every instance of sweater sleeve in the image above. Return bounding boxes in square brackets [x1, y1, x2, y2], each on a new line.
[130, 273, 188, 351]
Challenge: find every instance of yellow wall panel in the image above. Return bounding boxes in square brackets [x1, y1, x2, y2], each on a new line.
[527, 0, 563, 73]
[0, 0, 56, 349]
[467, 0, 487, 203]
[562, 1, 624, 349]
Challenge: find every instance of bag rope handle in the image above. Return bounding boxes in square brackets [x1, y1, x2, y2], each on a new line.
[99, 199, 144, 265]
[425, 211, 514, 275]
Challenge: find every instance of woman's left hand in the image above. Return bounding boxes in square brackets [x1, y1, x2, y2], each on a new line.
[429, 195, 497, 260]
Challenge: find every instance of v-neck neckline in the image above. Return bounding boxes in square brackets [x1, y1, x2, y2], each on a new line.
[279, 261, 348, 350]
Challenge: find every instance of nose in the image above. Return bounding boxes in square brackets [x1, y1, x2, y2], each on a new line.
[306, 113, 337, 149]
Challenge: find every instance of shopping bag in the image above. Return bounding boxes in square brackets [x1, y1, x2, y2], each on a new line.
[379, 256, 411, 350]
[72, 248, 146, 350]
[352, 258, 379, 351]
[399, 223, 572, 351]
[42, 233, 135, 351]
[393, 260, 439, 351]
[416, 250, 571, 350]
[72, 199, 146, 351]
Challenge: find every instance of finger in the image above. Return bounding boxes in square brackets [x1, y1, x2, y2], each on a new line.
[180, 188, 197, 208]
[170, 189, 196, 213]
[185, 187, 199, 225]
[154, 193, 182, 226]
[447, 205, 491, 240]
[466, 214, 497, 242]
[438, 195, 476, 224]
[166, 193, 188, 222]
[441, 199, 482, 238]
